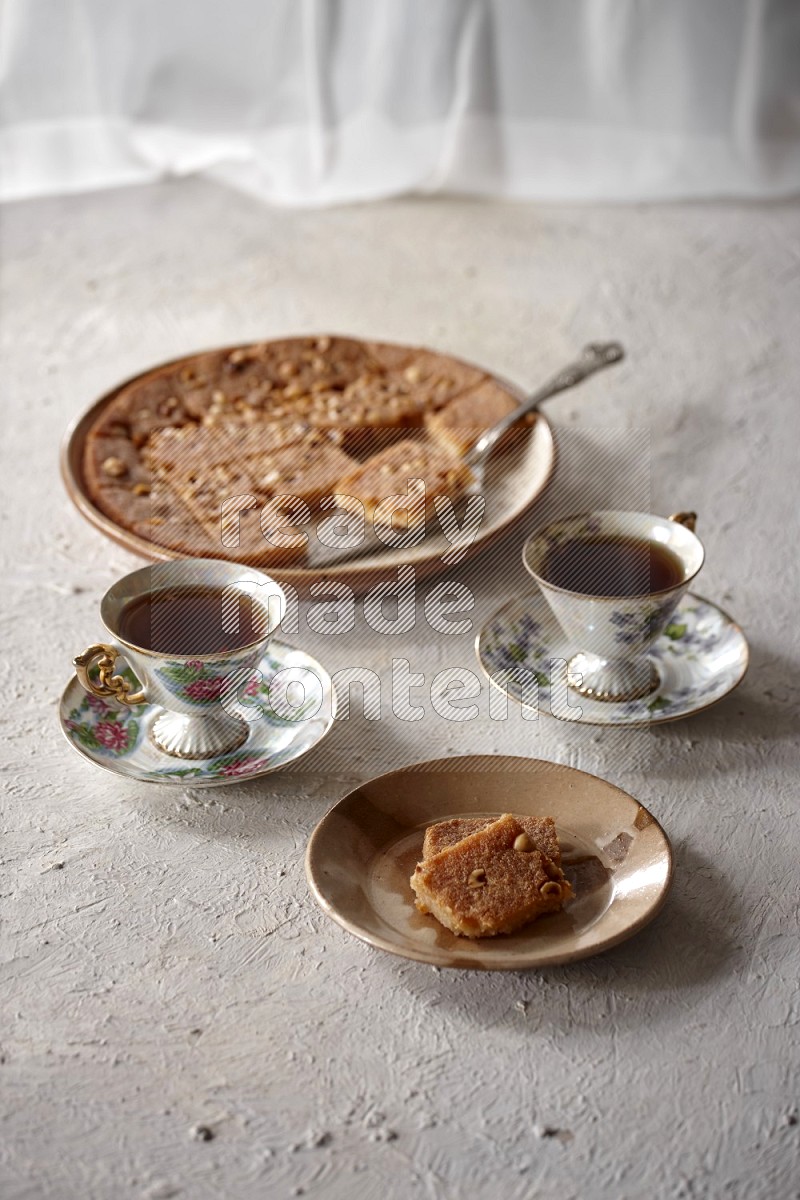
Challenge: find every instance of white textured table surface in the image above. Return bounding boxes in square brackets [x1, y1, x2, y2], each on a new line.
[1, 181, 798, 1200]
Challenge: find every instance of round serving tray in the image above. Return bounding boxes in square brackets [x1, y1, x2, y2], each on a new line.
[61, 340, 555, 591]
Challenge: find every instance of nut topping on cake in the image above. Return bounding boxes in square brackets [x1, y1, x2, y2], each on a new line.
[102, 456, 127, 478]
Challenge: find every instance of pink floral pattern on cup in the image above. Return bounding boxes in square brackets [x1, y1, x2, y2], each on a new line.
[64, 667, 144, 758]
[155, 659, 232, 707]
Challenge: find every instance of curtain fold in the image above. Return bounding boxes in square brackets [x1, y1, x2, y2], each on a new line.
[1, 0, 798, 204]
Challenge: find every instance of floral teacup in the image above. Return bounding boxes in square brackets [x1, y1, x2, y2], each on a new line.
[73, 558, 285, 758]
[522, 510, 704, 701]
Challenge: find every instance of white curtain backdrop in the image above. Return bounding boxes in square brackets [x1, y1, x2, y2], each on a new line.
[1, 0, 798, 205]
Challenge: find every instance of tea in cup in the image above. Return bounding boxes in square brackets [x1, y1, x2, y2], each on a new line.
[522, 511, 703, 701]
[73, 558, 285, 758]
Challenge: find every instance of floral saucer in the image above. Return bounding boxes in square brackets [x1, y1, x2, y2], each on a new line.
[476, 592, 748, 726]
[59, 641, 336, 785]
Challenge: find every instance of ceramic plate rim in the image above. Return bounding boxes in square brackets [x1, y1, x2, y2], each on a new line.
[475, 590, 749, 728]
[59, 640, 336, 787]
[305, 754, 674, 970]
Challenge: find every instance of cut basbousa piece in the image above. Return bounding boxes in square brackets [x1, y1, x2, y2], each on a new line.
[410, 814, 572, 939]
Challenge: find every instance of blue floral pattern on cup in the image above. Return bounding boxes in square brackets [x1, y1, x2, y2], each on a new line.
[522, 510, 705, 700]
[478, 592, 748, 725]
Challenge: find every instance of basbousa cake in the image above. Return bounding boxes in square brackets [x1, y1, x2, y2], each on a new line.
[410, 814, 572, 938]
[421, 814, 562, 868]
[80, 336, 525, 564]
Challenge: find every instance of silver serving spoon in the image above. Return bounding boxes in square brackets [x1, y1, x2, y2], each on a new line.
[464, 341, 623, 479]
[312, 341, 625, 567]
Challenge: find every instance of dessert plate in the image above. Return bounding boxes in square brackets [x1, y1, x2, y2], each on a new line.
[59, 641, 335, 786]
[476, 591, 748, 726]
[305, 755, 673, 970]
